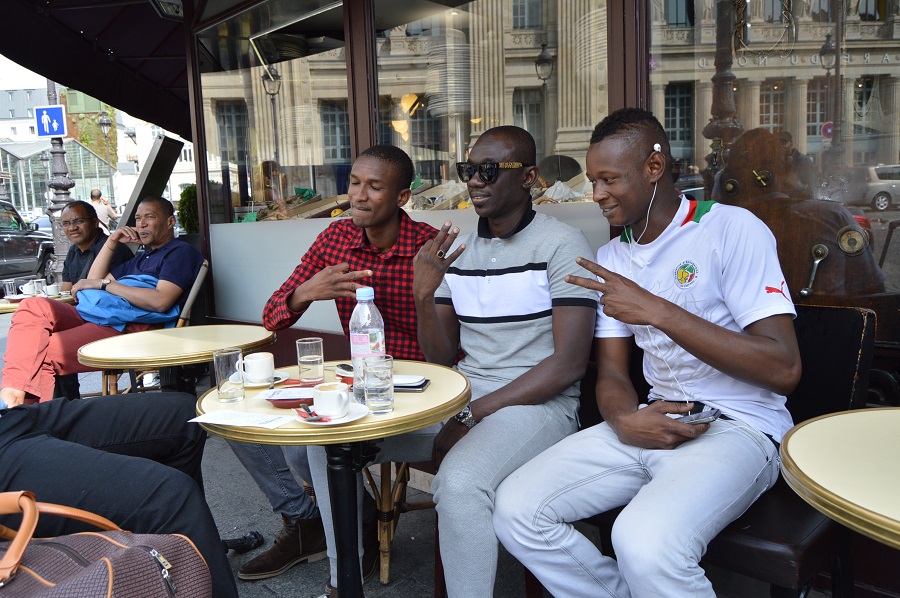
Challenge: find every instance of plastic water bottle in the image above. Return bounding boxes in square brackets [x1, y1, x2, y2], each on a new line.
[349, 286, 385, 402]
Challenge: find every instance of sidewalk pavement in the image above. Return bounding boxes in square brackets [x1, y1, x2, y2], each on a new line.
[0, 312, 826, 597]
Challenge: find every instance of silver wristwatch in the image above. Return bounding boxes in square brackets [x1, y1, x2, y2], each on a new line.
[454, 405, 477, 429]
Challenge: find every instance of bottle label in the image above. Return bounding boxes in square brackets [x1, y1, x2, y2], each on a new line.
[350, 331, 385, 358]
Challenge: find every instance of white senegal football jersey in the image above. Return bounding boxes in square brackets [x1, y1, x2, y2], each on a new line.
[594, 198, 796, 440]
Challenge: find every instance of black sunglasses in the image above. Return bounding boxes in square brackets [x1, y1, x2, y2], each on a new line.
[455, 161, 528, 184]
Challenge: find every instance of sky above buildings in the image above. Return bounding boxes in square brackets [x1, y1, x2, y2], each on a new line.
[0, 55, 47, 90]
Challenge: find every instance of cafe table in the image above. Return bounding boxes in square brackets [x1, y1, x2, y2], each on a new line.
[0, 293, 75, 314]
[77, 324, 275, 394]
[780, 407, 900, 550]
[195, 360, 471, 598]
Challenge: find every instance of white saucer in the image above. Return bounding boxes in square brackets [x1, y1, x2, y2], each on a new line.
[230, 370, 290, 388]
[294, 402, 369, 426]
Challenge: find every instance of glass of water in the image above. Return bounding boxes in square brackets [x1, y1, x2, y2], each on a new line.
[296, 337, 324, 383]
[213, 347, 244, 403]
[362, 355, 393, 414]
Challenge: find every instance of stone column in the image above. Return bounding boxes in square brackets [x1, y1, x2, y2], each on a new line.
[741, 79, 761, 131]
[555, 0, 606, 154]
[790, 78, 810, 154]
[695, 81, 713, 167]
[469, 0, 505, 142]
[651, 83, 666, 122]
[882, 76, 900, 164]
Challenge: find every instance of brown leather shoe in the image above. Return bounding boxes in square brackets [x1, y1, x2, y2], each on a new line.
[238, 515, 327, 580]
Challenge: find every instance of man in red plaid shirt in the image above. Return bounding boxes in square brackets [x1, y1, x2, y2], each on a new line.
[228, 145, 437, 583]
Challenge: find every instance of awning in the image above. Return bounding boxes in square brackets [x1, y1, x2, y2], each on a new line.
[0, 0, 191, 139]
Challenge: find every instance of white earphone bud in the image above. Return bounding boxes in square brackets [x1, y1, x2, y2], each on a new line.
[653, 143, 662, 153]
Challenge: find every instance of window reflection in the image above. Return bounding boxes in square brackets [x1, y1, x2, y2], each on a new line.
[375, 0, 608, 210]
[651, 0, 900, 404]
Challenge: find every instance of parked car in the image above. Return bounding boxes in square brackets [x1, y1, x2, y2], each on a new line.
[675, 173, 708, 202]
[845, 206, 874, 245]
[837, 164, 900, 212]
[29, 214, 52, 233]
[0, 201, 55, 285]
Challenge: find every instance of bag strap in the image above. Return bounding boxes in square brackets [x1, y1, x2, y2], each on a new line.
[0, 491, 121, 585]
[0, 491, 38, 585]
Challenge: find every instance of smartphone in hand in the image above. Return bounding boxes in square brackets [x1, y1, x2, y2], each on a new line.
[675, 408, 721, 425]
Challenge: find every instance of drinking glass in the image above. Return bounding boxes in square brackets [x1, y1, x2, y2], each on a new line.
[296, 337, 324, 383]
[1, 280, 16, 298]
[213, 347, 244, 402]
[362, 355, 393, 414]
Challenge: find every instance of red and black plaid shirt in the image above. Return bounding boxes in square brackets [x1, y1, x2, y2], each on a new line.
[262, 211, 437, 361]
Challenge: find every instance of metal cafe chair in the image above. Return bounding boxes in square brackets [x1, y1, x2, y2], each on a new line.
[522, 304, 876, 598]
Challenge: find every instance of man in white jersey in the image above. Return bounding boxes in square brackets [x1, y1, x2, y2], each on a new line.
[493, 108, 801, 597]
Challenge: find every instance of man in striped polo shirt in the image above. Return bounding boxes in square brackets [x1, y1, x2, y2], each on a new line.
[327, 125, 596, 597]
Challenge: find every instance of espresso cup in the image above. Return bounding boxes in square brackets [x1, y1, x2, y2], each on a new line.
[243, 352, 275, 383]
[313, 382, 350, 419]
[45, 283, 60, 296]
[19, 282, 35, 296]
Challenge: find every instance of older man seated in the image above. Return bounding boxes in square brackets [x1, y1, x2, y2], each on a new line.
[0, 196, 202, 405]
[54, 199, 135, 399]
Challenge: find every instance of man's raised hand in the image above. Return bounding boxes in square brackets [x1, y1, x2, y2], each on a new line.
[565, 256, 664, 327]
[295, 262, 372, 303]
[413, 221, 465, 301]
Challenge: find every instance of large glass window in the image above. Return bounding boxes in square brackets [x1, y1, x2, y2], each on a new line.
[196, 0, 350, 223]
[648, 0, 900, 361]
[665, 0, 693, 27]
[374, 0, 607, 205]
[512, 0, 543, 30]
[760, 80, 786, 132]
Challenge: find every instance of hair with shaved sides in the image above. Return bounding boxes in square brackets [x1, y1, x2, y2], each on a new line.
[359, 144, 415, 190]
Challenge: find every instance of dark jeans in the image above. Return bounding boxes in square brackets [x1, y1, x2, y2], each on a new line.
[0, 393, 238, 598]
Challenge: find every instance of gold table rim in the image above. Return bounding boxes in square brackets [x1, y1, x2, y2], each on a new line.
[77, 324, 276, 369]
[780, 407, 900, 550]
[196, 360, 471, 446]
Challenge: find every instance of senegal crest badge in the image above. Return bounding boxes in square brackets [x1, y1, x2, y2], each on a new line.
[674, 260, 698, 288]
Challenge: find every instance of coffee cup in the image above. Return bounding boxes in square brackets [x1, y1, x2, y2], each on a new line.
[242, 352, 275, 383]
[45, 283, 60, 296]
[19, 282, 35, 296]
[313, 382, 350, 419]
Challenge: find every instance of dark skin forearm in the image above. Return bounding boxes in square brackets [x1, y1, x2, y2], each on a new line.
[413, 222, 465, 366]
[567, 257, 801, 396]
[594, 337, 706, 450]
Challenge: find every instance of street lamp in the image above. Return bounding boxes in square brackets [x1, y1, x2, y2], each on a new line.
[262, 66, 282, 165]
[39, 150, 50, 208]
[819, 29, 843, 157]
[98, 111, 116, 208]
[534, 43, 554, 87]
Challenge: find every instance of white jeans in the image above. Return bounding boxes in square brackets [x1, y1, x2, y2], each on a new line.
[493, 416, 779, 598]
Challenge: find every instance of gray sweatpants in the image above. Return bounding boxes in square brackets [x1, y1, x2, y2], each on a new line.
[298, 397, 576, 597]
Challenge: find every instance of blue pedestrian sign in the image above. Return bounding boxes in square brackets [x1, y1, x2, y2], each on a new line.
[34, 105, 67, 138]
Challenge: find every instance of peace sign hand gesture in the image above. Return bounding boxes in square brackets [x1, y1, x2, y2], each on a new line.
[565, 256, 664, 327]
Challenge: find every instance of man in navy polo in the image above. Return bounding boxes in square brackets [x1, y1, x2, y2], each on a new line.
[0, 196, 203, 404]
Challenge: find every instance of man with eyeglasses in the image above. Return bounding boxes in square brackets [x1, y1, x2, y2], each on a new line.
[307, 126, 597, 597]
[52, 200, 134, 399]
[59, 200, 133, 294]
[0, 196, 202, 405]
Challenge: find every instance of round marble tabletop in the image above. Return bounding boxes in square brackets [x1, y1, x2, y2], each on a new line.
[77, 324, 275, 369]
[196, 360, 470, 445]
[780, 407, 900, 550]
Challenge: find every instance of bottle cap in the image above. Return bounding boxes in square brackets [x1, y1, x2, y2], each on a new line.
[356, 286, 375, 301]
